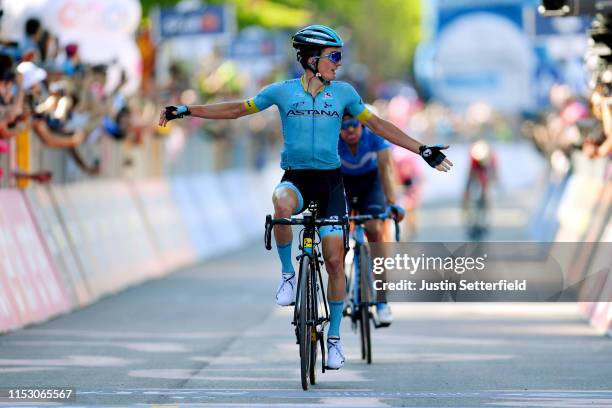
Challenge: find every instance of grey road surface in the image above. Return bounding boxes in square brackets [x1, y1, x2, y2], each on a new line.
[1, 249, 611, 407]
[0, 194, 611, 407]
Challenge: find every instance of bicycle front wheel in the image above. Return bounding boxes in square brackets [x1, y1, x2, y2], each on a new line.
[298, 256, 312, 390]
[309, 260, 318, 385]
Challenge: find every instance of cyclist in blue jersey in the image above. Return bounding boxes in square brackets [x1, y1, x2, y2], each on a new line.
[339, 109, 404, 326]
[159, 25, 453, 370]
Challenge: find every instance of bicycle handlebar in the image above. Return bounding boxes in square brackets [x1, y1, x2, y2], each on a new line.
[349, 211, 401, 242]
[264, 215, 273, 250]
[264, 214, 349, 250]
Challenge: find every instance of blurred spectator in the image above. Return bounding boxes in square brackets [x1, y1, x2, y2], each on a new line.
[0, 54, 24, 139]
[136, 21, 156, 95]
[61, 43, 84, 77]
[524, 82, 606, 161]
[161, 62, 189, 104]
[22, 18, 42, 62]
[38, 30, 59, 66]
[17, 61, 46, 91]
[392, 145, 423, 240]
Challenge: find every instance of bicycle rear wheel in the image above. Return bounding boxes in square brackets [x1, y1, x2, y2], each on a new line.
[298, 256, 312, 390]
[358, 247, 372, 364]
[360, 305, 371, 364]
[309, 328, 317, 384]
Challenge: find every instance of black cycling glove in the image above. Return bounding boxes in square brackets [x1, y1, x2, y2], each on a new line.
[164, 105, 191, 121]
[419, 144, 447, 168]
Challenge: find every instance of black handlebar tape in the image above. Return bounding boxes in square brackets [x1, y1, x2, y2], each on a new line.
[394, 219, 400, 242]
[264, 214, 272, 250]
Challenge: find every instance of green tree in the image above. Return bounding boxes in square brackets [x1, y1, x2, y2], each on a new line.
[140, 0, 311, 28]
[309, 0, 421, 81]
[141, 0, 421, 80]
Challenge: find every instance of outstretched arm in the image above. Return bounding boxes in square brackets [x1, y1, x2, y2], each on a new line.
[31, 119, 85, 149]
[158, 102, 251, 127]
[376, 148, 396, 204]
[364, 114, 453, 172]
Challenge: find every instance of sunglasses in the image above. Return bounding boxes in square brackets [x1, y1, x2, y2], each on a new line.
[320, 51, 342, 64]
[341, 118, 360, 129]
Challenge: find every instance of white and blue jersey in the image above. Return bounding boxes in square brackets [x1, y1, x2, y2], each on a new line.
[244, 77, 372, 170]
[338, 127, 391, 176]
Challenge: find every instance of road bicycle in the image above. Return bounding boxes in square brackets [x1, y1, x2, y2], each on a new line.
[464, 179, 489, 240]
[265, 202, 348, 390]
[344, 208, 400, 364]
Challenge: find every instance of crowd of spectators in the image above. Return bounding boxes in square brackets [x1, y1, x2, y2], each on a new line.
[371, 80, 610, 182]
[519, 81, 611, 182]
[0, 16, 149, 185]
[4, 14, 605, 189]
[4, 16, 166, 185]
[0, 13, 286, 186]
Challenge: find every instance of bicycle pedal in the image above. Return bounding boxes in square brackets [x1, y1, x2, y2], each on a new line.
[374, 321, 391, 329]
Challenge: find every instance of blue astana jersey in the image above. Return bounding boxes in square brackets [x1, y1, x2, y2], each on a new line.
[244, 77, 372, 170]
[338, 126, 391, 176]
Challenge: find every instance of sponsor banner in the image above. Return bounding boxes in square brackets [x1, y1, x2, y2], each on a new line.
[591, 301, 611, 334]
[157, 5, 233, 38]
[266, 165, 283, 198]
[228, 28, 289, 80]
[255, 165, 284, 246]
[61, 182, 113, 295]
[129, 179, 198, 271]
[0, 241, 20, 332]
[430, 3, 535, 111]
[229, 28, 283, 60]
[190, 173, 244, 253]
[170, 176, 215, 259]
[90, 181, 161, 284]
[588, 220, 612, 333]
[0, 190, 71, 332]
[56, 180, 161, 297]
[568, 182, 612, 285]
[528, 174, 569, 241]
[244, 171, 274, 227]
[366, 242, 611, 302]
[555, 175, 604, 242]
[48, 185, 97, 299]
[25, 186, 91, 305]
[533, 13, 591, 37]
[217, 169, 261, 241]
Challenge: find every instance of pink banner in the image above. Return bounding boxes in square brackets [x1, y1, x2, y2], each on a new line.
[130, 179, 197, 271]
[0, 190, 72, 332]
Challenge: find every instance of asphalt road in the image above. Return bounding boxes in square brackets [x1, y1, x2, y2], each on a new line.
[0, 193, 611, 407]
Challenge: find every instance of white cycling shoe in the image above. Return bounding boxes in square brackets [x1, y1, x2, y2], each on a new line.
[326, 337, 345, 369]
[376, 303, 393, 327]
[275, 273, 296, 306]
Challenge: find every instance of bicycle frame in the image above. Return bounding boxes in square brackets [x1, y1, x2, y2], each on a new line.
[351, 222, 368, 308]
[347, 212, 399, 309]
[293, 212, 329, 334]
[264, 204, 348, 388]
